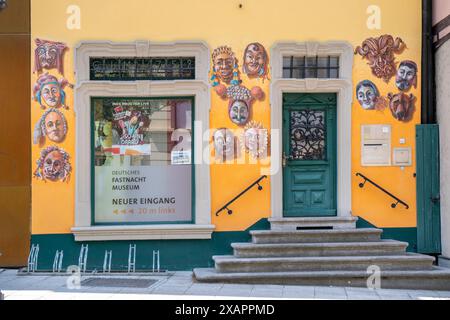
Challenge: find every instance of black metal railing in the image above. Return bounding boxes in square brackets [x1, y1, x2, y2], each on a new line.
[215, 175, 268, 216]
[356, 173, 409, 209]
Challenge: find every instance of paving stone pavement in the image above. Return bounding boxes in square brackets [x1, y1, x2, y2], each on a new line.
[1, 269, 450, 300]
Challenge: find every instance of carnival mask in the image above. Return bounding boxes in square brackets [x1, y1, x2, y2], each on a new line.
[212, 46, 236, 85]
[34, 146, 72, 182]
[41, 83, 62, 108]
[396, 61, 417, 91]
[34, 39, 68, 75]
[355, 35, 405, 82]
[213, 128, 236, 160]
[356, 80, 379, 110]
[388, 93, 415, 122]
[241, 121, 269, 159]
[44, 110, 66, 143]
[33, 73, 72, 109]
[229, 100, 250, 126]
[243, 43, 268, 78]
[43, 151, 64, 181]
[33, 108, 68, 145]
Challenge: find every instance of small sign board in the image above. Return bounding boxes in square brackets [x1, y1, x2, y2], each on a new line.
[361, 125, 392, 166]
[393, 147, 412, 167]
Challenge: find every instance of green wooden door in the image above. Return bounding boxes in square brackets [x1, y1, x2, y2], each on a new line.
[282, 93, 337, 217]
[416, 124, 441, 254]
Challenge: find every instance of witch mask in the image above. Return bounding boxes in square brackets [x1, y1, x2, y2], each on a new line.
[355, 35, 405, 82]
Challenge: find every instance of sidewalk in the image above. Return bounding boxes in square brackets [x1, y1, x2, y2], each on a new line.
[1, 269, 450, 300]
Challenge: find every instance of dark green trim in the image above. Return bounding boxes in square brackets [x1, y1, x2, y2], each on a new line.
[356, 217, 418, 252]
[90, 96, 196, 226]
[30, 219, 270, 272]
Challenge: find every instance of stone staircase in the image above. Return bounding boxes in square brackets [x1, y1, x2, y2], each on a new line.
[194, 217, 450, 290]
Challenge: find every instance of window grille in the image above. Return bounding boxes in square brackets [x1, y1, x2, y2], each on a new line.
[282, 56, 339, 79]
[89, 57, 195, 81]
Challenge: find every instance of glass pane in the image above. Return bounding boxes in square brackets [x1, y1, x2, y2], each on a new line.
[293, 57, 305, 67]
[290, 110, 326, 160]
[283, 57, 292, 68]
[329, 68, 339, 78]
[317, 57, 328, 68]
[317, 68, 328, 79]
[282, 68, 291, 78]
[93, 97, 193, 224]
[292, 68, 304, 79]
[306, 57, 317, 67]
[304, 68, 316, 78]
[330, 57, 339, 67]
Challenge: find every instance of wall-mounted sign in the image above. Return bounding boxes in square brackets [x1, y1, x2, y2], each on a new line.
[393, 147, 412, 167]
[361, 125, 391, 166]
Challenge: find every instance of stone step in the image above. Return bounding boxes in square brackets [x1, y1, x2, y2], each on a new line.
[193, 267, 450, 291]
[213, 254, 435, 273]
[232, 240, 408, 258]
[250, 228, 383, 244]
[269, 216, 358, 231]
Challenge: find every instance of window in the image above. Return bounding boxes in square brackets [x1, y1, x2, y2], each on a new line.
[282, 56, 339, 79]
[90, 57, 196, 81]
[92, 97, 194, 224]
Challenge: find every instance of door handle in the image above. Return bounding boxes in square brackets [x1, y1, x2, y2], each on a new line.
[282, 152, 294, 167]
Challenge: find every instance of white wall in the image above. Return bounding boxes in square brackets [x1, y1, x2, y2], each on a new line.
[436, 39, 450, 265]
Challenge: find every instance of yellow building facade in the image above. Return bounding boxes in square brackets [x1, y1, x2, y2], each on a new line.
[30, 0, 424, 271]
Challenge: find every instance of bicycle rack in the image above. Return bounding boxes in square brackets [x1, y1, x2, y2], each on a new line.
[52, 250, 64, 273]
[152, 250, 160, 273]
[128, 244, 136, 273]
[78, 244, 89, 273]
[27, 244, 39, 273]
[103, 250, 112, 273]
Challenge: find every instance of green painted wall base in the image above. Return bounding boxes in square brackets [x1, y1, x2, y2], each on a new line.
[30, 217, 417, 272]
[356, 217, 418, 252]
[30, 219, 270, 272]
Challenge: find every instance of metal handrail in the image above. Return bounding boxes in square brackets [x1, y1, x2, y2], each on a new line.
[356, 173, 409, 209]
[215, 175, 268, 216]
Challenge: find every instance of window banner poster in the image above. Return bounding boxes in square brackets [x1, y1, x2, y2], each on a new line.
[93, 97, 193, 223]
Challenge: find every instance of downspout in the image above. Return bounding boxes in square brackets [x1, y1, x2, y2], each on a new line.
[422, 0, 436, 124]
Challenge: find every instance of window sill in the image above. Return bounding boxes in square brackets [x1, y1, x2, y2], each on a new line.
[71, 224, 216, 241]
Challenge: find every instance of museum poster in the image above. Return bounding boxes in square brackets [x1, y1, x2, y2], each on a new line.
[93, 97, 193, 223]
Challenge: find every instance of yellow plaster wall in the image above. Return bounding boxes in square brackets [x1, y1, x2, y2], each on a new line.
[31, 0, 422, 234]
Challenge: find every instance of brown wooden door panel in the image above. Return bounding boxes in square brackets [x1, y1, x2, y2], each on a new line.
[0, 0, 30, 34]
[0, 34, 31, 267]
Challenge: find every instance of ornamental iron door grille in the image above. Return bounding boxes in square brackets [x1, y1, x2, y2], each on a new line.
[290, 110, 326, 161]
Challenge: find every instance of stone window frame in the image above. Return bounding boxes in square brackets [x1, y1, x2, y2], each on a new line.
[72, 41, 214, 241]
